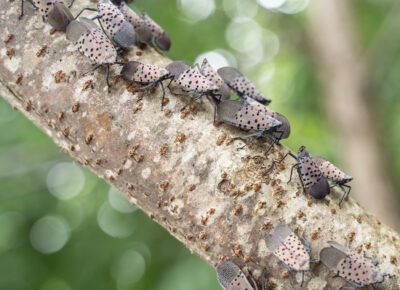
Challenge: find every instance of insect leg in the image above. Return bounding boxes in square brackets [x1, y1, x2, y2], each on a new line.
[248, 270, 258, 290]
[180, 93, 203, 111]
[267, 151, 297, 173]
[68, 0, 75, 8]
[264, 134, 278, 156]
[159, 81, 165, 111]
[74, 7, 97, 20]
[338, 185, 351, 208]
[81, 64, 102, 77]
[288, 163, 299, 184]
[261, 268, 266, 290]
[19, 0, 24, 19]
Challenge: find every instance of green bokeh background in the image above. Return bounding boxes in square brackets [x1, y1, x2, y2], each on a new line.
[1, 0, 400, 289]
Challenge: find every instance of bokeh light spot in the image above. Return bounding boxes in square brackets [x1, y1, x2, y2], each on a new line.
[30, 215, 70, 254]
[194, 50, 235, 70]
[97, 202, 136, 238]
[226, 18, 263, 54]
[177, 0, 216, 23]
[223, 0, 259, 19]
[257, 0, 310, 14]
[257, 0, 286, 9]
[46, 162, 85, 200]
[277, 0, 310, 14]
[111, 250, 146, 289]
[108, 187, 138, 214]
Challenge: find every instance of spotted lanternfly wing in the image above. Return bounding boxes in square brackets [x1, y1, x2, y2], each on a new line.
[217, 100, 281, 132]
[216, 261, 255, 290]
[264, 224, 310, 271]
[47, 1, 73, 31]
[297, 148, 323, 186]
[97, 0, 127, 36]
[67, 18, 117, 65]
[218, 67, 271, 105]
[165, 61, 190, 79]
[32, 0, 55, 20]
[141, 12, 171, 51]
[97, 0, 135, 48]
[200, 59, 230, 101]
[118, 2, 153, 44]
[176, 67, 219, 93]
[243, 96, 290, 139]
[121, 61, 169, 83]
[312, 157, 353, 184]
[297, 155, 322, 189]
[296, 147, 330, 199]
[320, 241, 384, 287]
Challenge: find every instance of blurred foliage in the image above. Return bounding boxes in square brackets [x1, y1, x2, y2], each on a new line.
[1, 0, 400, 289]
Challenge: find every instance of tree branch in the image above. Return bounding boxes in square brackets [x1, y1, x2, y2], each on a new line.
[1, 1, 399, 288]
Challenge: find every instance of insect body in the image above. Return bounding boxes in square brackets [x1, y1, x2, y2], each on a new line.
[312, 157, 353, 207]
[115, 1, 153, 45]
[216, 261, 260, 290]
[215, 99, 282, 144]
[121, 61, 173, 108]
[165, 61, 220, 110]
[199, 58, 230, 101]
[20, 0, 74, 31]
[111, 1, 170, 51]
[274, 146, 330, 200]
[76, 0, 136, 49]
[319, 241, 388, 289]
[243, 96, 290, 153]
[218, 67, 271, 105]
[141, 12, 171, 51]
[66, 17, 119, 88]
[264, 224, 310, 286]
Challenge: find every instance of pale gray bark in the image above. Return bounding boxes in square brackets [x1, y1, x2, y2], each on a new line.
[0, 1, 399, 289]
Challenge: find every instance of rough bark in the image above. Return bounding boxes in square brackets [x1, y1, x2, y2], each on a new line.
[307, 0, 400, 231]
[1, 1, 399, 289]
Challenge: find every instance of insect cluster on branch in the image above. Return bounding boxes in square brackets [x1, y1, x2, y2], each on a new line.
[17, 1, 392, 289]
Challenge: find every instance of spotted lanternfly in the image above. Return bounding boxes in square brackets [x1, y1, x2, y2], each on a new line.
[319, 241, 389, 289]
[312, 157, 353, 207]
[243, 96, 290, 153]
[114, 1, 153, 45]
[264, 224, 310, 286]
[19, 0, 74, 31]
[199, 58, 230, 101]
[216, 99, 282, 141]
[293, 146, 330, 199]
[110, 0, 134, 5]
[75, 0, 136, 49]
[165, 61, 220, 110]
[218, 67, 271, 105]
[274, 146, 330, 200]
[141, 12, 171, 51]
[66, 17, 119, 88]
[216, 261, 260, 290]
[121, 61, 173, 108]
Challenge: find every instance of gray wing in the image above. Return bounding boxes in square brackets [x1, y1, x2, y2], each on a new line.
[216, 261, 254, 290]
[264, 224, 291, 252]
[66, 20, 87, 43]
[319, 245, 347, 271]
[47, 1, 73, 31]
